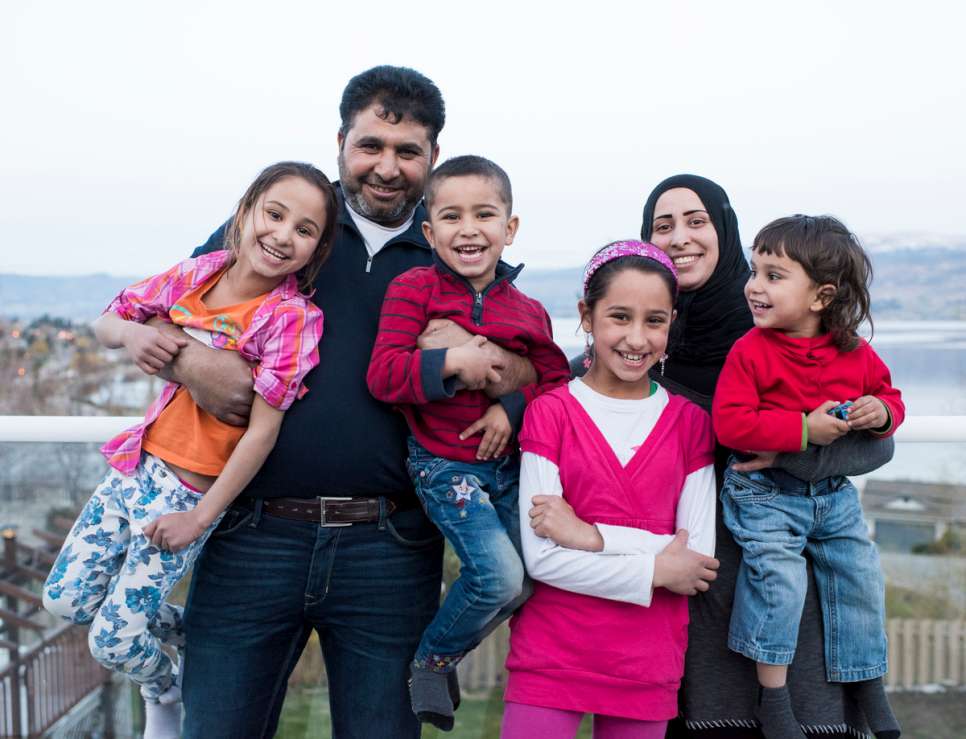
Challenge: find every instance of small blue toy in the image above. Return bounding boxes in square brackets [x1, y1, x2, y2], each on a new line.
[827, 401, 853, 420]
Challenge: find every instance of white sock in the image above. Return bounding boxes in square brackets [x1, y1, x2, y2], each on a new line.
[143, 685, 182, 739]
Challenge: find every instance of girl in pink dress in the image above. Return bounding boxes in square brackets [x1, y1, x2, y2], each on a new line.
[501, 242, 720, 739]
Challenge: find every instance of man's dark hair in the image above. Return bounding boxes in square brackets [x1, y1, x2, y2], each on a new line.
[425, 155, 513, 213]
[339, 66, 445, 146]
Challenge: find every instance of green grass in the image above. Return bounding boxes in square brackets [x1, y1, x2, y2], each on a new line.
[276, 684, 966, 738]
[277, 686, 593, 738]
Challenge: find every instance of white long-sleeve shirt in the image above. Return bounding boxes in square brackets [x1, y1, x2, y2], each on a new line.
[519, 379, 716, 607]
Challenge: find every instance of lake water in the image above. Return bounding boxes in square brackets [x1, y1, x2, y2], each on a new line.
[550, 318, 966, 484]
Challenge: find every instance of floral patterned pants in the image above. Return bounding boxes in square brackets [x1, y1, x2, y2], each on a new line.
[42, 454, 222, 701]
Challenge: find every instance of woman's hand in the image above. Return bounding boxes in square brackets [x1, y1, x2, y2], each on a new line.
[653, 530, 719, 595]
[121, 322, 187, 375]
[806, 401, 851, 445]
[143, 511, 206, 552]
[730, 451, 778, 473]
[529, 495, 604, 552]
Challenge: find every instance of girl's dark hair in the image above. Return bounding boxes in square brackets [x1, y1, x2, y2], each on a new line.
[583, 242, 678, 312]
[752, 215, 872, 351]
[224, 161, 338, 293]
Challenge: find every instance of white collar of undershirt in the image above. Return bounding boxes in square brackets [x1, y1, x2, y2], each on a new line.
[345, 201, 415, 257]
[570, 377, 668, 412]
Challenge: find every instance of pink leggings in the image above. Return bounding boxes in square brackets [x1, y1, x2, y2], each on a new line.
[501, 701, 668, 739]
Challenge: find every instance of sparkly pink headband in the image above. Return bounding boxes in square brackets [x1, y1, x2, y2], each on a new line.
[582, 240, 678, 293]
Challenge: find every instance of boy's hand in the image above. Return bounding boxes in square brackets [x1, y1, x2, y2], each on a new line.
[449, 336, 504, 390]
[806, 401, 851, 445]
[460, 404, 512, 460]
[847, 395, 889, 431]
[143, 511, 206, 552]
[529, 494, 603, 551]
[122, 322, 187, 375]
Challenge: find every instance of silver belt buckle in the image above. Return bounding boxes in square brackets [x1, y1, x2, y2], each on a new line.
[318, 496, 353, 527]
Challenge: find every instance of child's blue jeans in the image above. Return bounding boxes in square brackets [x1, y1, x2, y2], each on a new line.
[407, 437, 526, 672]
[720, 463, 887, 683]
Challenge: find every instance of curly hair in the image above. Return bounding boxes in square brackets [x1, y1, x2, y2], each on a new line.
[752, 215, 872, 351]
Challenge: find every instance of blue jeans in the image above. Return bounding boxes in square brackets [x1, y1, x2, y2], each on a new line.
[180, 498, 443, 739]
[407, 438, 526, 672]
[721, 464, 887, 682]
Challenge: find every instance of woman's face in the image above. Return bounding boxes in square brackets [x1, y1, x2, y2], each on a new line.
[648, 187, 719, 292]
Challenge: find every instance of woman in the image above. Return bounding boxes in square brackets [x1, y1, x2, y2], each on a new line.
[641, 174, 896, 738]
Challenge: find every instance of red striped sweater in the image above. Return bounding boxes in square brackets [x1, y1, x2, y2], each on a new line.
[367, 258, 570, 462]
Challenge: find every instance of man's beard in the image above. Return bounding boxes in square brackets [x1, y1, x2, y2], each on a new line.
[338, 152, 423, 225]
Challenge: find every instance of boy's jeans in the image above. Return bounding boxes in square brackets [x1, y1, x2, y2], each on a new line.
[407, 437, 526, 672]
[720, 464, 887, 683]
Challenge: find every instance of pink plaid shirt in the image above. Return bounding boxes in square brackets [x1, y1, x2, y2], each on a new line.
[100, 250, 323, 475]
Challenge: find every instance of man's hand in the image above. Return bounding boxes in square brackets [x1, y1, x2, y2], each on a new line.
[143, 511, 206, 553]
[653, 530, 719, 595]
[806, 401, 851, 446]
[459, 404, 512, 460]
[121, 323, 187, 375]
[149, 319, 254, 426]
[529, 494, 604, 551]
[847, 395, 889, 431]
[445, 336, 504, 390]
[418, 319, 536, 397]
[417, 318, 474, 350]
[731, 451, 778, 473]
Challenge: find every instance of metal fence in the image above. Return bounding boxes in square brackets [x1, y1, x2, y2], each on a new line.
[1, 526, 115, 738]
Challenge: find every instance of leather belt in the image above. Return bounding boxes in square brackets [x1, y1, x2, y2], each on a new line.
[240, 496, 397, 526]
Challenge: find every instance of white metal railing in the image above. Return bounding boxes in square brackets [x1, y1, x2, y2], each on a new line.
[1, 415, 965, 444]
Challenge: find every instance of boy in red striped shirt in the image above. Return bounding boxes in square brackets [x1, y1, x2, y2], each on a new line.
[367, 155, 569, 731]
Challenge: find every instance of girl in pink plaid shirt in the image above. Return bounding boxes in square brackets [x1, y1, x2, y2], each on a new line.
[43, 162, 336, 739]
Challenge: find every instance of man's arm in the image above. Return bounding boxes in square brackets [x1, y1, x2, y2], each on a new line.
[416, 318, 536, 397]
[150, 318, 254, 426]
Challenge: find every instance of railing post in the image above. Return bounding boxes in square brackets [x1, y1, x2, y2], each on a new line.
[3, 528, 23, 737]
[99, 677, 115, 739]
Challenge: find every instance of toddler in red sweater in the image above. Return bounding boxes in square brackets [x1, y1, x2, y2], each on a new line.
[367, 155, 569, 730]
[712, 215, 903, 739]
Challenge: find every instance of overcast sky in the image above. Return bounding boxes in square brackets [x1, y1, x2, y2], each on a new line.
[4, 0, 965, 277]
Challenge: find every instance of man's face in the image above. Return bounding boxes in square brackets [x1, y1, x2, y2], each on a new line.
[337, 104, 439, 227]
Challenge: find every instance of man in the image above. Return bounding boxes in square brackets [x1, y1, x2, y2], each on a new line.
[158, 66, 533, 738]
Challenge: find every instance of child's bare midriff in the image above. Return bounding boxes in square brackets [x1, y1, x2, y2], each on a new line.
[163, 458, 217, 493]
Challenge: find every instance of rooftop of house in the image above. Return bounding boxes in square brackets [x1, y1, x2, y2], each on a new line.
[863, 479, 966, 521]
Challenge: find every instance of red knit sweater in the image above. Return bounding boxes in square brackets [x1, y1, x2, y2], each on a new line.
[366, 260, 570, 462]
[713, 328, 905, 453]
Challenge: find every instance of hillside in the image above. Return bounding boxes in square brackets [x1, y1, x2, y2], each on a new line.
[2, 246, 965, 322]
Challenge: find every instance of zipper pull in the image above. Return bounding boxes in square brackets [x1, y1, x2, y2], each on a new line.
[365, 255, 373, 273]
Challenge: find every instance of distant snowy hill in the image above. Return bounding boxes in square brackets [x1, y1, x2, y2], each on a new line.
[2, 240, 965, 322]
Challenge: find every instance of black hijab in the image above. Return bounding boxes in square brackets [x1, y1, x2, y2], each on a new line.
[641, 174, 752, 402]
